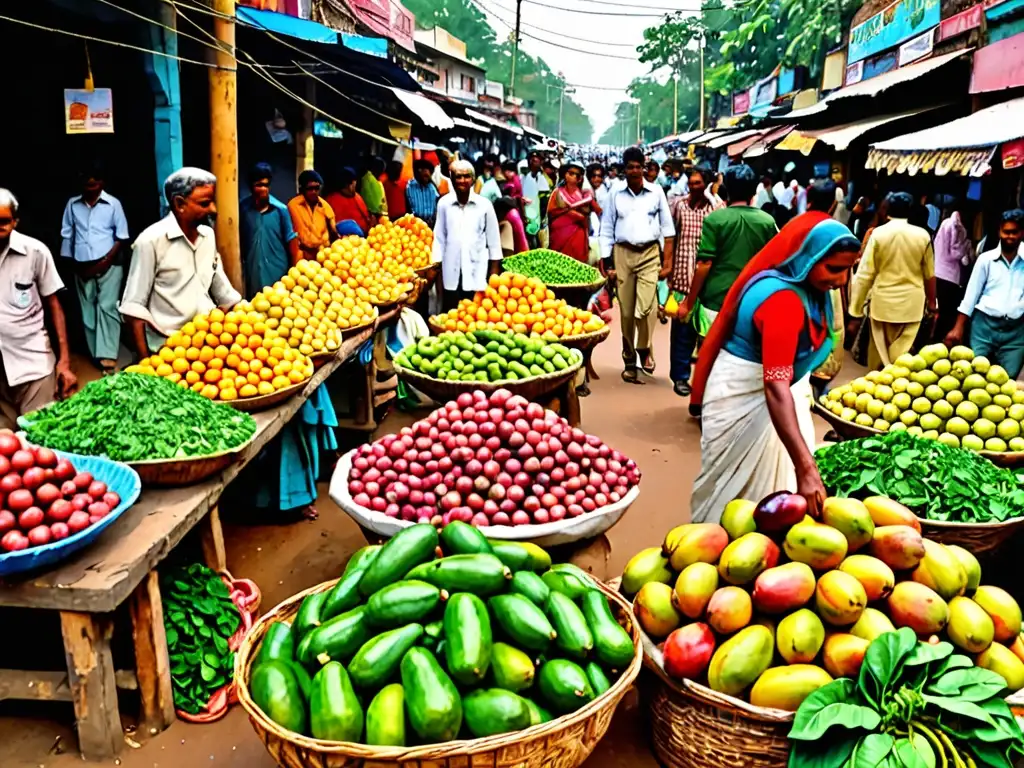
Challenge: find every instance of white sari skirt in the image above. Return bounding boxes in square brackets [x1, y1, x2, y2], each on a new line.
[690, 350, 815, 524]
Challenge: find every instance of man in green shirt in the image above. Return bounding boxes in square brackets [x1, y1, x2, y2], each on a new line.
[679, 164, 777, 334]
[360, 157, 388, 227]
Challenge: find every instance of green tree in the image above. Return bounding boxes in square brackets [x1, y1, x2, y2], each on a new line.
[401, 0, 594, 143]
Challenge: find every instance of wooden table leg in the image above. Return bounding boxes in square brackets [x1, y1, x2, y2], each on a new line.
[130, 570, 175, 736]
[60, 611, 122, 760]
[564, 379, 582, 427]
[200, 504, 227, 572]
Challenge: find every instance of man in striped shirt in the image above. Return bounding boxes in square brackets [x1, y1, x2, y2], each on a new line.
[406, 159, 440, 227]
[669, 167, 722, 396]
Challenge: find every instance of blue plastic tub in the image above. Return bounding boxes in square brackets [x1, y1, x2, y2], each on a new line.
[0, 451, 142, 577]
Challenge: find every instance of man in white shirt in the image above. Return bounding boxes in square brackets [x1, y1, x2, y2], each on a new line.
[60, 168, 129, 372]
[599, 147, 676, 383]
[120, 168, 241, 358]
[432, 159, 502, 312]
[521, 151, 551, 248]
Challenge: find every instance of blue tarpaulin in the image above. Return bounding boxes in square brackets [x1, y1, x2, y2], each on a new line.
[342, 33, 388, 58]
[236, 7, 338, 44]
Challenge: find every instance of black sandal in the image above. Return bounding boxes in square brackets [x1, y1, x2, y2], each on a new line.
[621, 368, 645, 385]
[638, 349, 656, 375]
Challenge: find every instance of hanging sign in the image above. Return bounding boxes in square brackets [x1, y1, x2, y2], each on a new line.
[849, 0, 941, 64]
[1003, 139, 1024, 170]
[898, 27, 935, 66]
[65, 88, 113, 134]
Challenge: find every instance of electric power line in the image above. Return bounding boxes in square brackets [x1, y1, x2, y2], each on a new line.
[479, 0, 643, 46]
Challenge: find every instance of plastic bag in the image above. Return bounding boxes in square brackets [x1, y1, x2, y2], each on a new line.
[175, 572, 261, 724]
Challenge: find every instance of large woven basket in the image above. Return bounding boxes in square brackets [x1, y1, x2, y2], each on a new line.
[235, 577, 643, 768]
[633, 615, 792, 768]
[811, 401, 1024, 468]
[394, 350, 583, 403]
[918, 516, 1024, 554]
[427, 318, 610, 353]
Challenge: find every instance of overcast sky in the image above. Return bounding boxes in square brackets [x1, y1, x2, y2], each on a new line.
[470, 0, 700, 142]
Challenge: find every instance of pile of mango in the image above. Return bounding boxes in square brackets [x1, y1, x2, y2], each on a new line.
[248, 522, 636, 746]
[820, 342, 1024, 452]
[622, 493, 1024, 711]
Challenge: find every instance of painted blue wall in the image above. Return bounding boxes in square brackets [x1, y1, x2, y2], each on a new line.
[144, 17, 183, 215]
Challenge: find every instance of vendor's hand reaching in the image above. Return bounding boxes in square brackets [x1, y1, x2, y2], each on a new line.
[56, 361, 78, 400]
[796, 463, 826, 519]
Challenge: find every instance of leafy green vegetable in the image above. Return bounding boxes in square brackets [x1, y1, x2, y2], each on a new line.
[815, 432, 1024, 523]
[502, 249, 602, 286]
[162, 563, 240, 715]
[789, 628, 1024, 768]
[21, 373, 257, 462]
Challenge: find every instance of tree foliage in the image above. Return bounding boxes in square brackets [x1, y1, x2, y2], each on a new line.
[401, 0, 594, 143]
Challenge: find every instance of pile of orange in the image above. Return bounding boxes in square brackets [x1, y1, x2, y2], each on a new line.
[126, 305, 313, 402]
[433, 273, 605, 338]
[317, 235, 414, 306]
[251, 259, 373, 351]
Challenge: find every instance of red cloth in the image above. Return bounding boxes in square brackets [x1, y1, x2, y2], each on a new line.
[754, 290, 827, 382]
[383, 178, 407, 219]
[326, 191, 371, 234]
[690, 210, 831, 408]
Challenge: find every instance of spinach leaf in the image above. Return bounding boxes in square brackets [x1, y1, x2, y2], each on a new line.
[922, 694, 997, 727]
[789, 679, 880, 741]
[852, 733, 895, 768]
[891, 737, 931, 768]
[788, 738, 858, 768]
[859, 628, 917, 708]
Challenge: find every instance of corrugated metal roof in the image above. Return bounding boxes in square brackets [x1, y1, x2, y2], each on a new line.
[872, 96, 1024, 151]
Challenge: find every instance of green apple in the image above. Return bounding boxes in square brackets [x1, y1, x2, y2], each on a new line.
[932, 359, 952, 376]
[932, 400, 954, 420]
[827, 389, 843, 402]
[982, 405, 1007, 423]
[900, 410, 919, 426]
[938, 432, 960, 448]
[973, 418, 997, 439]
[945, 390, 965, 407]
[949, 345, 974, 362]
[1009, 436, 1024, 451]
[911, 370, 939, 387]
[855, 413, 874, 427]
[1001, 380, 1017, 396]
[1010, 403, 1024, 421]
[874, 384, 894, 403]
[1014, 391, 1024, 404]
[920, 343, 949, 365]
[985, 437, 1008, 452]
[924, 384, 945, 402]
[937, 375, 960, 393]
[998, 419, 1021, 441]
[831, 402, 845, 416]
[894, 353, 916, 370]
[994, 394, 1013, 409]
[950, 360, 973, 380]
[873, 418, 891, 432]
[945, 417, 970, 437]
[890, 365, 911, 379]
[962, 434, 985, 451]
[955, 401, 980, 421]
[851, 378, 869, 394]
[882, 403, 901, 423]
[867, 399, 885, 419]
[855, 392, 873, 412]
[973, 356, 991, 374]
[963, 373, 987, 391]
[912, 397, 932, 414]
[907, 355, 927, 372]
[892, 392, 912, 410]
[907, 425, 925, 436]
[922, 429, 940, 440]
[889, 421, 909, 433]
[841, 407, 857, 421]
[967, 389, 992, 409]
[987, 365, 1009, 385]
[843, 391, 858, 407]
[907, 382, 925, 397]
[892, 377, 909, 393]
[920, 413, 942, 431]
[986, 382, 1002, 396]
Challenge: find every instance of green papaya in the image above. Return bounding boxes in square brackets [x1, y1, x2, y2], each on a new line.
[542, 570, 590, 601]
[406, 554, 512, 596]
[439, 520, 494, 555]
[549, 563, 598, 588]
[359, 524, 439, 597]
[423, 619, 444, 644]
[490, 642, 536, 692]
[444, 593, 493, 686]
[581, 590, 635, 670]
[401, 647, 463, 742]
[510, 571, 551, 606]
[546, 591, 594, 659]
[523, 698, 552, 726]
[537, 659, 595, 714]
[293, 591, 328, 640]
[489, 594, 557, 651]
[518, 542, 553, 572]
[366, 580, 444, 628]
[309, 662, 363, 742]
[490, 542, 532, 572]
[348, 623, 424, 689]
[365, 684, 406, 747]
[256, 622, 295, 666]
[463, 689, 533, 738]
[300, 606, 371, 666]
[321, 546, 381, 621]
[585, 662, 612, 696]
[251, 660, 308, 734]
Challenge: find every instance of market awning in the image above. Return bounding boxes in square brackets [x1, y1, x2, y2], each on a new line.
[743, 125, 795, 158]
[774, 130, 819, 155]
[706, 128, 763, 150]
[827, 49, 971, 102]
[802, 107, 939, 151]
[523, 125, 544, 139]
[236, 7, 338, 44]
[390, 88, 454, 130]
[465, 109, 523, 136]
[453, 116, 490, 133]
[689, 130, 729, 146]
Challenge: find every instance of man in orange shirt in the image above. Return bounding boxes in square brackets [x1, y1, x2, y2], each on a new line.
[287, 169, 337, 259]
[383, 160, 407, 219]
[325, 168, 372, 235]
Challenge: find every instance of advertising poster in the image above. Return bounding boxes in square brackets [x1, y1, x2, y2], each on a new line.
[64, 89, 113, 134]
[849, 0, 940, 64]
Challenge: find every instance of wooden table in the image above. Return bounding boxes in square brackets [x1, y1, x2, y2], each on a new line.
[0, 317, 392, 760]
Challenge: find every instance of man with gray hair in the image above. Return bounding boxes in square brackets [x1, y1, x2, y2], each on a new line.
[0, 188, 76, 427]
[120, 167, 241, 359]
[432, 159, 502, 311]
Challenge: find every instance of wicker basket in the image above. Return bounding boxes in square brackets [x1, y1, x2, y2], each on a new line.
[427, 318, 610, 353]
[219, 379, 309, 412]
[125, 432, 256, 486]
[235, 578, 643, 768]
[811, 401, 1024, 468]
[394, 351, 583, 403]
[341, 311, 379, 340]
[918, 516, 1024, 554]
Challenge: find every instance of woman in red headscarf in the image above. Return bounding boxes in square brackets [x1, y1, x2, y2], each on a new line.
[687, 205, 860, 524]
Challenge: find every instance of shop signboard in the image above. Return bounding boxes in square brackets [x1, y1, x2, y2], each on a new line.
[1003, 138, 1024, 169]
[732, 89, 750, 115]
[939, 5, 983, 41]
[845, 60, 864, 85]
[750, 76, 777, 108]
[236, 0, 311, 18]
[864, 50, 899, 80]
[898, 27, 935, 66]
[341, 0, 415, 52]
[64, 88, 113, 134]
[849, 0, 941, 64]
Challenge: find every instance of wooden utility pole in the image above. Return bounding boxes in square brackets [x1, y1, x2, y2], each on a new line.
[699, 34, 706, 132]
[209, 0, 241, 291]
[510, 0, 523, 98]
[673, 71, 679, 135]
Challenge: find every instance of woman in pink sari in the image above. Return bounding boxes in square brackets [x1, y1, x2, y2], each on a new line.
[547, 161, 595, 261]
